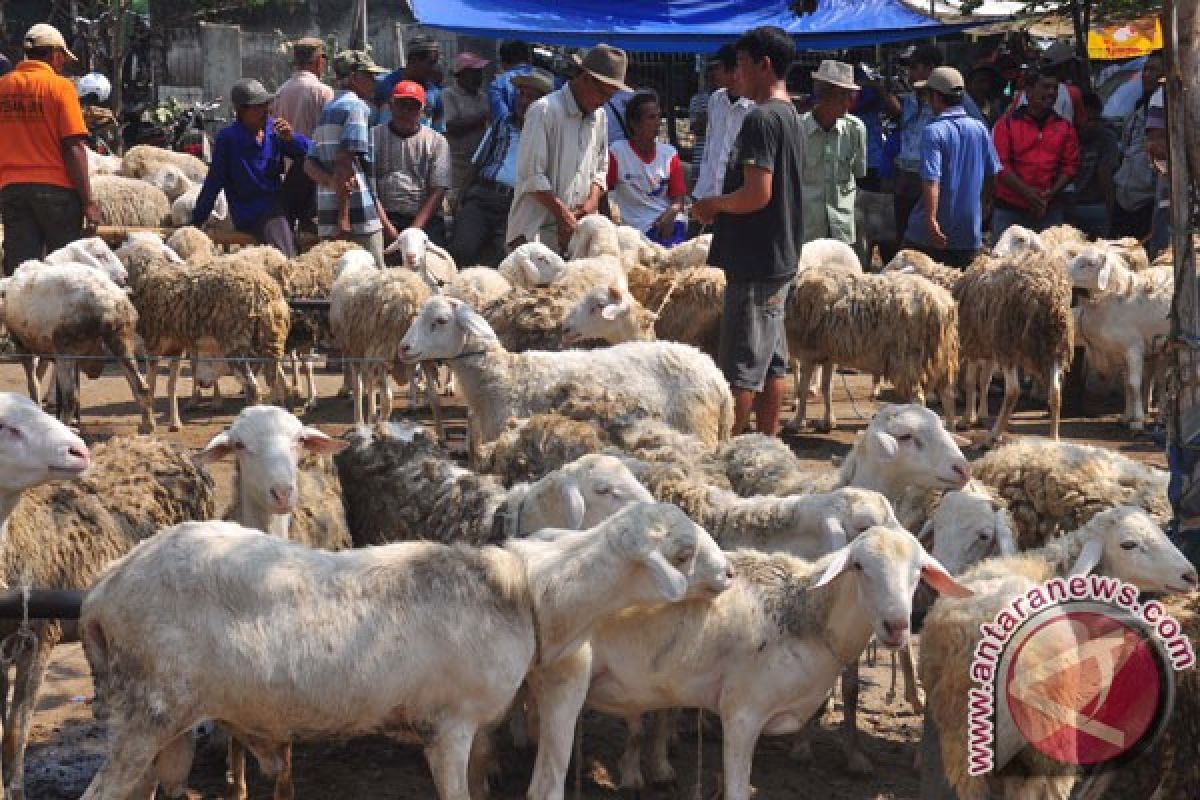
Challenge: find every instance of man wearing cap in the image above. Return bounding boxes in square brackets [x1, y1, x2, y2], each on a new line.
[376, 34, 444, 132]
[992, 69, 1079, 240]
[371, 80, 452, 246]
[307, 50, 394, 266]
[798, 60, 867, 245]
[507, 43, 628, 253]
[443, 52, 491, 193]
[692, 26, 805, 437]
[193, 79, 310, 257]
[902, 67, 1002, 268]
[693, 43, 754, 201]
[274, 37, 333, 231]
[489, 40, 534, 123]
[1008, 41, 1087, 125]
[452, 68, 553, 266]
[0, 24, 98, 274]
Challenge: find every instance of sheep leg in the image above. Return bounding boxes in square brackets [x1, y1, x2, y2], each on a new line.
[80, 726, 175, 800]
[166, 358, 184, 432]
[1047, 361, 1064, 440]
[365, 365, 380, 423]
[424, 719, 478, 800]
[20, 356, 40, 406]
[186, 354, 204, 410]
[1124, 348, 1145, 431]
[647, 710, 677, 785]
[900, 643, 923, 713]
[719, 710, 765, 800]
[817, 359, 836, 433]
[976, 362, 994, 424]
[225, 735, 248, 800]
[271, 743, 293, 800]
[986, 366, 1021, 445]
[269, 360, 289, 409]
[289, 351, 302, 402]
[938, 381, 956, 434]
[351, 365, 365, 427]
[151, 732, 196, 798]
[616, 714, 646, 791]
[302, 352, 318, 412]
[526, 648, 592, 800]
[422, 363, 448, 446]
[839, 661, 872, 774]
[963, 361, 979, 429]
[54, 358, 80, 428]
[785, 361, 816, 433]
[379, 368, 394, 422]
[111, 344, 155, 435]
[4, 626, 57, 798]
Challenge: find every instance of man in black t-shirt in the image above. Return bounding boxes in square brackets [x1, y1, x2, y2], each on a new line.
[693, 26, 803, 436]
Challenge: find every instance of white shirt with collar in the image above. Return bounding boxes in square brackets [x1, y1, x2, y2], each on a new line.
[693, 88, 755, 199]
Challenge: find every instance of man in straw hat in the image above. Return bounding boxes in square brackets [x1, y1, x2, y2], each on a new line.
[506, 43, 630, 253]
[798, 60, 867, 246]
[901, 66, 1001, 268]
[452, 67, 553, 266]
[692, 25, 805, 437]
[0, 24, 97, 274]
[274, 36, 333, 230]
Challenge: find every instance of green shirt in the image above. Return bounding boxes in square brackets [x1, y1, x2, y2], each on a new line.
[799, 111, 867, 244]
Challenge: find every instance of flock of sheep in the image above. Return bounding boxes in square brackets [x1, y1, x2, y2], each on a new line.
[0, 143, 1192, 799]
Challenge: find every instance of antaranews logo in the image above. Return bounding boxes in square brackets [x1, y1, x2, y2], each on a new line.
[966, 574, 1194, 776]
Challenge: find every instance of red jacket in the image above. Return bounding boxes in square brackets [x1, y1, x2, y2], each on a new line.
[993, 106, 1080, 211]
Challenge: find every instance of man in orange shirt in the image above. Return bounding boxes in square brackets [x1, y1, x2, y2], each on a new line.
[0, 24, 99, 274]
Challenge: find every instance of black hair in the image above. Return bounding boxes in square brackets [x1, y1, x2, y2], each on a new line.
[624, 90, 660, 123]
[711, 43, 737, 72]
[735, 26, 795, 80]
[1082, 91, 1104, 113]
[499, 40, 530, 65]
[24, 46, 55, 61]
[910, 44, 944, 70]
[934, 90, 963, 107]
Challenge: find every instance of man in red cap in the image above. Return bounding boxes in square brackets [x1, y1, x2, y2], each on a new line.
[371, 79, 452, 247]
[443, 51, 491, 193]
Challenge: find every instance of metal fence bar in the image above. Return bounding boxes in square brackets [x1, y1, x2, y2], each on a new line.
[0, 589, 83, 621]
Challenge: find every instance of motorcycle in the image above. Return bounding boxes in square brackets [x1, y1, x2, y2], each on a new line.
[122, 98, 223, 162]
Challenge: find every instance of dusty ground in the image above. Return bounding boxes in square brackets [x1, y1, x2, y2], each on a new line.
[2, 361, 1163, 799]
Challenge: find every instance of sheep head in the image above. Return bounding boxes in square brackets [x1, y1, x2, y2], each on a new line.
[1068, 245, 1132, 295]
[851, 404, 971, 492]
[924, 481, 1017, 576]
[0, 392, 90, 493]
[612, 502, 734, 602]
[567, 214, 621, 260]
[400, 296, 498, 362]
[562, 285, 646, 346]
[1067, 506, 1197, 593]
[501, 242, 564, 288]
[991, 224, 1046, 257]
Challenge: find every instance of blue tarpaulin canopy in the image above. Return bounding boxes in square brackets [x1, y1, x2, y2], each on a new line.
[410, 0, 986, 53]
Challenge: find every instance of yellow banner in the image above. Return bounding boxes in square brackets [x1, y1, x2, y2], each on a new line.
[1088, 17, 1163, 60]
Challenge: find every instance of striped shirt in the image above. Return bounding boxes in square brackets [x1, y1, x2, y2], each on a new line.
[312, 90, 381, 237]
[473, 113, 522, 188]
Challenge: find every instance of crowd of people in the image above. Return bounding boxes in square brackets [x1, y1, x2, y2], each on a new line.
[0, 21, 1178, 439]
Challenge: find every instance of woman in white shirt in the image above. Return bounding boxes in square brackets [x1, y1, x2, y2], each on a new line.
[606, 91, 688, 246]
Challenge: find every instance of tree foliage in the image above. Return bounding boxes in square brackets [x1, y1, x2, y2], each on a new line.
[959, 0, 1161, 22]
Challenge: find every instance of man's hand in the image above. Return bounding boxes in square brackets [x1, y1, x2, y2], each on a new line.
[655, 212, 676, 242]
[692, 196, 720, 225]
[556, 211, 579, 251]
[274, 118, 294, 143]
[926, 215, 948, 250]
[574, 195, 600, 219]
[382, 220, 399, 243]
[82, 200, 101, 231]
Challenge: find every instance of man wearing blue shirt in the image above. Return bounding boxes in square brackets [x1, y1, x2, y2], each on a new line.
[451, 67, 553, 266]
[902, 67, 1001, 268]
[375, 34, 444, 131]
[488, 40, 533, 121]
[193, 78, 309, 257]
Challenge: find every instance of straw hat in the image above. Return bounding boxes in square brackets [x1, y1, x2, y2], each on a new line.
[812, 60, 860, 91]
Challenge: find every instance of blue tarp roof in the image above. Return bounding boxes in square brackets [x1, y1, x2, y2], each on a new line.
[410, 0, 983, 53]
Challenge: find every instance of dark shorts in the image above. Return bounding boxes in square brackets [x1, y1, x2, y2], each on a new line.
[718, 277, 792, 392]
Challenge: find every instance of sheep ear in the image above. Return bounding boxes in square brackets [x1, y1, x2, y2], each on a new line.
[600, 302, 626, 321]
[898, 265, 916, 274]
[920, 552, 973, 598]
[1068, 537, 1104, 576]
[521, 258, 542, 286]
[300, 427, 348, 456]
[558, 476, 587, 529]
[197, 431, 235, 463]
[869, 431, 899, 461]
[951, 433, 972, 448]
[821, 516, 848, 551]
[1095, 261, 1111, 292]
[643, 549, 688, 602]
[452, 302, 498, 341]
[812, 547, 852, 590]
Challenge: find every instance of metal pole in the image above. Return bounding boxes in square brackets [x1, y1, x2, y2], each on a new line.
[0, 589, 83, 620]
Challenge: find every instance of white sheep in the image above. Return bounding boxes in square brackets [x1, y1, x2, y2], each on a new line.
[444, 266, 513, 310]
[499, 238, 627, 294]
[798, 237, 862, 273]
[649, 233, 712, 270]
[79, 502, 733, 800]
[498, 241, 564, 288]
[920, 506, 1197, 800]
[584, 525, 970, 798]
[44, 237, 128, 286]
[86, 148, 122, 176]
[4, 262, 154, 432]
[565, 213, 624, 260]
[119, 144, 207, 182]
[383, 226, 459, 289]
[145, 164, 194, 202]
[1069, 244, 1172, 431]
[92, 175, 171, 227]
[171, 186, 232, 230]
[399, 296, 735, 458]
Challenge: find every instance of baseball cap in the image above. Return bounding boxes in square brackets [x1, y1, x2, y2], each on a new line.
[391, 80, 426, 105]
[333, 49, 387, 79]
[406, 34, 440, 56]
[231, 78, 274, 107]
[292, 37, 326, 63]
[913, 66, 965, 95]
[454, 51, 490, 73]
[24, 23, 78, 63]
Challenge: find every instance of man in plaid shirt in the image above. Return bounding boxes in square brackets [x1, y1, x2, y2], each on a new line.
[308, 49, 396, 267]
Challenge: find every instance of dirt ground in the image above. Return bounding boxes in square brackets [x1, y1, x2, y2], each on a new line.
[2, 361, 1164, 799]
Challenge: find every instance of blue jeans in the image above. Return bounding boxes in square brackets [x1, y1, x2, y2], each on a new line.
[1066, 203, 1110, 240]
[991, 204, 1065, 243]
[1148, 205, 1171, 260]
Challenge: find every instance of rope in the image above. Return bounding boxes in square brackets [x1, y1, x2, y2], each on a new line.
[838, 371, 872, 422]
[0, 583, 36, 668]
[653, 270, 686, 318]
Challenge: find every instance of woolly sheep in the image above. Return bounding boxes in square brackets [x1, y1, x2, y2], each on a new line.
[444, 266, 513, 310]
[330, 256, 432, 426]
[786, 267, 960, 432]
[86, 148, 122, 176]
[0, 395, 213, 793]
[614, 224, 665, 269]
[585, 526, 969, 797]
[333, 421, 653, 547]
[171, 186, 232, 230]
[920, 507, 1197, 800]
[117, 236, 290, 431]
[973, 436, 1169, 549]
[383, 226, 458, 288]
[93, 175, 171, 227]
[955, 253, 1074, 442]
[798, 238, 862, 273]
[146, 164, 194, 202]
[498, 239, 626, 295]
[4, 262, 154, 433]
[400, 296, 735, 456]
[165, 226, 216, 265]
[44, 237, 127, 286]
[1069, 244, 1172, 430]
[481, 284, 601, 352]
[119, 144, 207, 182]
[649, 233, 712, 270]
[566, 213, 624, 260]
[498, 241, 563, 289]
[882, 248, 963, 292]
[79, 503, 731, 800]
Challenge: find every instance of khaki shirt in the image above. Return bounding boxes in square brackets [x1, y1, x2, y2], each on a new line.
[273, 70, 334, 139]
[798, 111, 867, 244]
[505, 83, 608, 248]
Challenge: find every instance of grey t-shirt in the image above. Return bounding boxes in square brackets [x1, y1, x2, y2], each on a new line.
[371, 123, 452, 215]
[708, 99, 805, 284]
